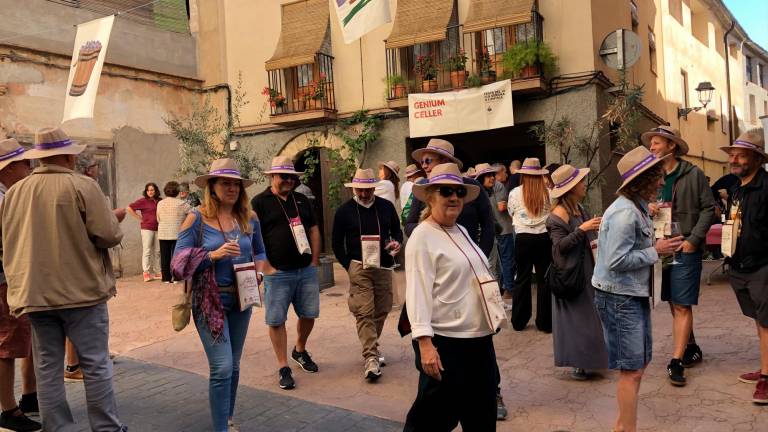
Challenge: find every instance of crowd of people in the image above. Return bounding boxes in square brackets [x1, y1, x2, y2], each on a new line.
[0, 123, 766, 432]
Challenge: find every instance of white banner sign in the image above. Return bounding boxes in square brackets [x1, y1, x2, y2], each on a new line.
[333, 0, 391, 44]
[62, 15, 115, 123]
[408, 80, 514, 138]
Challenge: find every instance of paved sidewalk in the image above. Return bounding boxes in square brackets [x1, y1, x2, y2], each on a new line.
[58, 357, 402, 432]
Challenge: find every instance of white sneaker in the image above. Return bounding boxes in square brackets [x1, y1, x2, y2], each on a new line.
[364, 357, 382, 381]
[228, 419, 240, 432]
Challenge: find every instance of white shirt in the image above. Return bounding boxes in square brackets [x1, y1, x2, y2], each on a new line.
[507, 185, 550, 234]
[406, 220, 493, 339]
[374, 179, 397, 207]
[156, 197, 191, 240]
[399, 181, 414, 211]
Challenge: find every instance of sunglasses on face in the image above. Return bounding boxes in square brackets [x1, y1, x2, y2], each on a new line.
[438, 186, 468, 198]
[420, 158, 435, 166]
[279, 174, 298, 181]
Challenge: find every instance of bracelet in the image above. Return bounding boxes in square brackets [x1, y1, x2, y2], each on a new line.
[257, 271, 264, 282]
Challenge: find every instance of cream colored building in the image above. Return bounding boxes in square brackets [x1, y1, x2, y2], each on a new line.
[739, 41, 768, 134]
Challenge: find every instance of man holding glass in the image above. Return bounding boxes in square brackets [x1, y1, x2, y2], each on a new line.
[332, 168, 402, 381]
[645, 126, 715, 387]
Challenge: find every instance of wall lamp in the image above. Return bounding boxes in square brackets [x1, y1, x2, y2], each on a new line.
[678, 81, 715, 119]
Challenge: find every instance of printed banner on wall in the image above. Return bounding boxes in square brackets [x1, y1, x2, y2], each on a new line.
[408, 80, 514, 138]
[333, 0, 391, 44]
[62, 15, 115, 123]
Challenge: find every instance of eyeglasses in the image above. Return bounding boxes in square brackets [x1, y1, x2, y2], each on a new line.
[438, 186, 468, 198]
[279, 174, 298, 181]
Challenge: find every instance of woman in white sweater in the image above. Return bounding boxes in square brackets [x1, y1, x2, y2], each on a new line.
[404, 163, 497, 431]
[375, 160, 400, 207]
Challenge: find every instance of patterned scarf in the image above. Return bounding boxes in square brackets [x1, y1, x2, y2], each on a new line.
[171, 247, 224, 342]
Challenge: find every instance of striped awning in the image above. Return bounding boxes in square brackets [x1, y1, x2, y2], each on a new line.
[463, 0, 534, 33]
[265, 0, 330, 71]
[385, 0, 454, 49]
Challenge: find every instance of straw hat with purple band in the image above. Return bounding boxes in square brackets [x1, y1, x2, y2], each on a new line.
[517, 157, 549, 176]
[549, 165, 591, 199]
[378, 160, 401, 176]
[24, 127, 86, 159]
[412, 163, 480, 203]
[640, 125, 689, 156]
[0, 138, 32, 172]
[617, 146, 671, 191]
[411, 138, 464, 170]
[472, 162, 502, 179]
[263, 155, 305, 175]
[720, 131, 768, 161]
[404, 164, 423, 178]
[194, 158, 254, 188]
[344, 168, 379, 189]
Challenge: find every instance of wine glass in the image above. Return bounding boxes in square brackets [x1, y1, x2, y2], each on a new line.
[385, 237, 401, 269]
[224, 219, 241, 245]
[667, 222, 682, 265]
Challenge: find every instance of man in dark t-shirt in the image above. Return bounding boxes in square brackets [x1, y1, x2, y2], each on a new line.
[251, 156, 321, 391]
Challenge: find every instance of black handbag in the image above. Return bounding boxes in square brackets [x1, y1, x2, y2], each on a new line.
[546, 241, 586, 301]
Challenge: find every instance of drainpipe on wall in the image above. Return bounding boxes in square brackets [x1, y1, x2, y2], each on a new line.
[724, 21, 736, 144]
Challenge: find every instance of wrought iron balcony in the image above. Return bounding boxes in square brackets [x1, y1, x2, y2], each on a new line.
[265, 53, 337, 125]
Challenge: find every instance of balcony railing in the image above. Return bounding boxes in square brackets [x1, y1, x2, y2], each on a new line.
[385, 11, 545, 102]
[266, 53, 336, 118]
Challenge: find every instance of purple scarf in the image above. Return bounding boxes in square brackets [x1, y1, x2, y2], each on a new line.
[171, 248, 224, 342]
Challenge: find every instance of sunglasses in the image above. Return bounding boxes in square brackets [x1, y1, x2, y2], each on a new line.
[420, 157, 435, 166]
[438, 186, 468, 198]
[279, 174, 298, 181]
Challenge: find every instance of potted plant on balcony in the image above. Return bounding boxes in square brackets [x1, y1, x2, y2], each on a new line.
[305, 73, 327, 110]
[262, 86, 286, 113]
[384, 74, 408, 99]
[502, 40, 557, 79]
[479, 48, 496, 84]
[414, 54, 438, 92]
[444, 49, 468, 88]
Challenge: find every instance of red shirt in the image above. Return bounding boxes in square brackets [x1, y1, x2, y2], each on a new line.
[129, 197, 160, 231]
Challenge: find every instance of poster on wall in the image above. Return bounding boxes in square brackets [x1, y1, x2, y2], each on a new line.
[333, 0, 391, 44]
[408, 80, 514, 138]
[62, 15, 115, 123]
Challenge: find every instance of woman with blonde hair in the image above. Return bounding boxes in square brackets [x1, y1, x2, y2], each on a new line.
[173, 159, 266, 432]
[507, 157, 552, 332]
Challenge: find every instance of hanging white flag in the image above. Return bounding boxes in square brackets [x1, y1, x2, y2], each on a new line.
[333, 0, 391, 44]
[62, 15, 115, 123]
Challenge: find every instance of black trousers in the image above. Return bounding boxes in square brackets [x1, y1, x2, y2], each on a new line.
[159, 239, 177, 282]
[404, 335, 497, 432]
[512, 232, 552, 332]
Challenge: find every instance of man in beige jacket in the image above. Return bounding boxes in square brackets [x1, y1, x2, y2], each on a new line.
[0, 127, 127, 432]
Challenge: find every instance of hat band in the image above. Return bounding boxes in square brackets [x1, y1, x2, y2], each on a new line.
[733, 140, 760, 150]
[520, 165, 541, 170]
[0, 147, 26, 162]
[649, 127, 676, 138]
[429, 173, 462, 183]
[210, 168, 242, 176]
[352, 178, 377, 183]
[621, 154, 656, 181]
[424, 146, 455, 158]
[270, 165, 296, 171]
[554, 169, 580, 189]
[35, 139, 72, 150]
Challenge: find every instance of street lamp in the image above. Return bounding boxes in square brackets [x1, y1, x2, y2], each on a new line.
[678, 81, 715, 119]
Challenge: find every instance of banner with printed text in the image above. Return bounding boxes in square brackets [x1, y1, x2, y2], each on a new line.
[333, 0, 391, 44]
[62, 15, 115, 123]
[408, 80, 514, 138]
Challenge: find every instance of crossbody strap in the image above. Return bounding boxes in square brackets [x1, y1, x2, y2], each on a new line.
[438, 224, 491, 282]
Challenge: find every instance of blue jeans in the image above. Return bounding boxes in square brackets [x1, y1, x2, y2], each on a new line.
[264, 265, 320, 326]
[193, 293, 252, 432]
[497, 233, 516, 292]
[593, 290, 652, 371]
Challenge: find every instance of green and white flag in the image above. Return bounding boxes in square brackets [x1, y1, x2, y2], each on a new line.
[333, 0, 391, 44]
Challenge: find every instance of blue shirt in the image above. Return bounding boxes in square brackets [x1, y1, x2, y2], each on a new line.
[591, 195, 659, 297]
[174, 211, 266, 287]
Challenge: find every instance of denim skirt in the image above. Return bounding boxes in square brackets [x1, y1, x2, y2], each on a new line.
[593, 289, 652, 370]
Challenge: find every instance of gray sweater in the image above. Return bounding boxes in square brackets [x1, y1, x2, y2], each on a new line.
[669, 159, 716, 250]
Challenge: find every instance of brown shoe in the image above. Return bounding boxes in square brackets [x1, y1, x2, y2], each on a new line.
[754, 378, 768, 404]
[64, 367, 84, 382]
[739, 369, 762, 384]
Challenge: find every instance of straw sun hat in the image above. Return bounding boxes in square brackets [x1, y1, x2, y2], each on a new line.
[378, 160, 400, 177]
[412, 163, 480, 203]
[24, 127, 86, 159]
[517, 158, 549, 176]
[194, 158, 254, 188]
[720, 131, 768, 161]
[549, 165, 591, 199]
[617, 146, 671, 191]
[411, 138, 464, 169]
[404, 164, 423, 178]
[344, 168, 379, 189]
[641, 125, 690, 156]
[472, 163, 502, 179]
[0, 138, 32, 172]
[263, 156, 305, 175]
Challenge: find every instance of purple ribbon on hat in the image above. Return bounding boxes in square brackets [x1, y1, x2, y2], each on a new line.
[650, 127, 675, 137]
[352, 177, 377, 183]
[35, 139, 72, 150]
[520, 165, 541, 170]
[0, 147, 26, 162]
[210, 168, 242, 176]
[270, 165, 296, 170]
[554, 169, 580, 189]
[621, 154, 657, 180]
[733, 140, 760, 150]
[429, 174, 462, 183]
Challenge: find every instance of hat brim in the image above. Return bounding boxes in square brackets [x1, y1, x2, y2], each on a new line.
[378, 162, 400, 176]
[411, 148, 464, 170]
[473, 166, 503, 179]
[412, 182, 480, 204]
[641, 131, 690, 156]
[517, 167, 549, 176]
[263, 168, 305, 175]
[549, 168, 591, 199]
[0, 150, 33, 172]
[344, 181, 379, 189]
[24, 143, 86, 160]
[720, 145, 768, 161]
[617, 154, 671, 192]
[194, 173, 255, 189]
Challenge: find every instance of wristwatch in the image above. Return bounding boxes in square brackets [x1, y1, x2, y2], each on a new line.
[257, 271, 265, 282]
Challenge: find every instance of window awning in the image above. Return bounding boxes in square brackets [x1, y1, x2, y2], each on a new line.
[385, 0, 454, 49]
[265, 0, 330, 71]
[463, 0, 534, 34]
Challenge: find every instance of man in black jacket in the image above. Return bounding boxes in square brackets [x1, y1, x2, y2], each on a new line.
[332, 168, 402, 382]
[722, 131, 768, 404]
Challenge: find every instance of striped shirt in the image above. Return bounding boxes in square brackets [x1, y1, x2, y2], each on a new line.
[156, 197, 191, 240]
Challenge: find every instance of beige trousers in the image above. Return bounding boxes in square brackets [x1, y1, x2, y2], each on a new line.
[347, 262, 393, 360]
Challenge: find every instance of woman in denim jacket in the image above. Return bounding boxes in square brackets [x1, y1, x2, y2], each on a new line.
[592, 147, 682, 432]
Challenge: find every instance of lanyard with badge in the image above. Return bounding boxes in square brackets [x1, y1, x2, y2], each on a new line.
[722, 189, 743, 258]
[356, 204, 382, 269]
[275, 193, 311, 255]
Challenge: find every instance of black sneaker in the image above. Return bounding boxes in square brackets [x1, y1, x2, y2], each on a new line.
[681, 344, 703, 368]
[291, 347, 319, 373]
[0, 409, 42, 432]
[667, 358, 686, 386]
[18, 393, 38, 416]
[278, 366, 295, 390]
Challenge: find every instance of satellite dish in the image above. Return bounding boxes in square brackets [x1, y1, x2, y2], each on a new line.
[599, 29, 641, 70]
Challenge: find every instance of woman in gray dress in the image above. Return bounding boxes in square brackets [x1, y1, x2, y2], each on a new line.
[546, 165, 608, 380]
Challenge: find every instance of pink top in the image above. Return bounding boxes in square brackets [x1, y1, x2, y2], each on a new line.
[129, 197, 160, 231]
